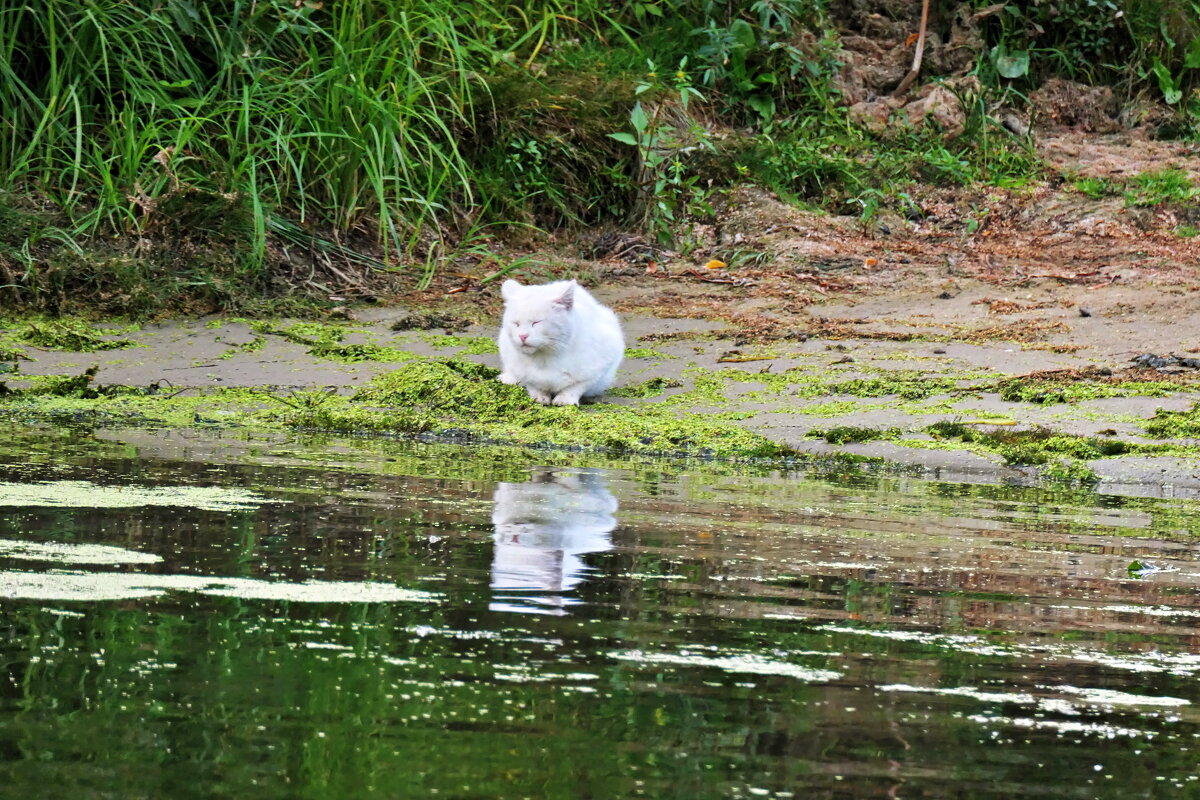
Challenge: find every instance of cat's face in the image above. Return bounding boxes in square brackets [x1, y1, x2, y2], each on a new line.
[500, 280, 574, 353]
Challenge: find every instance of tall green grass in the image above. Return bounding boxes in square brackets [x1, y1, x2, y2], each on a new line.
[1, 0, 1193, 313]
[0, 0, 636, 265]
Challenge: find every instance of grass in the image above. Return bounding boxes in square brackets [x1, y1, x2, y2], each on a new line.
[0, 0, 1195, 314]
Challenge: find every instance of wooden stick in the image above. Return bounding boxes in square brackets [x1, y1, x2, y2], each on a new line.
[893, 0, 931, 98]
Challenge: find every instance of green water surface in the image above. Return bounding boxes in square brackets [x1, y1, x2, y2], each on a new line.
[2, 426, 1199, 799]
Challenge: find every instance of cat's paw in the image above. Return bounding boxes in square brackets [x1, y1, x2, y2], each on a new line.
[551, 392, 582, 407]
[497, 372, 517, 385]
[527, 389, 553, 404]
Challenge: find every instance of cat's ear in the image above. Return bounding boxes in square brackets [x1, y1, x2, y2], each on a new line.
[501, 279, 522, 300]
[555, 281, 576, 310]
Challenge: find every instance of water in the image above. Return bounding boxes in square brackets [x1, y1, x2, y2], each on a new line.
[2, 426, 1200, 798]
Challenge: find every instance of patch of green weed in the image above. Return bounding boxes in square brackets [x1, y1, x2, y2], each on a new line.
[626, 347, 673, 360]
[1144, 403, 1200, 438]
[252, 321, 415, 363]
[996, 377, 1177, 404]
[1125, 169, 1200, 207]
[18, 320, 135, 352]
[927, 421, 1148, 465]
[829, 375, 960, 401]
[419, 333, 498, 355]
[610, 376, 684, 398]
[1073, 176, 1121, 199]
[807, 425, 901, 445]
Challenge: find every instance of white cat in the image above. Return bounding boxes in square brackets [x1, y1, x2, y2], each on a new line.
[496, 279, 624, 405]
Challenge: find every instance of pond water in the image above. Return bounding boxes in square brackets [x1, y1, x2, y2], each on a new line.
[2, 426, 1200, 798]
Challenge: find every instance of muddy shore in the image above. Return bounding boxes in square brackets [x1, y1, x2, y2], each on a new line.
[4, 136, 1200, 493]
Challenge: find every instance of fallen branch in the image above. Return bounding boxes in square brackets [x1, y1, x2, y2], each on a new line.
[892, 0, 931, 98]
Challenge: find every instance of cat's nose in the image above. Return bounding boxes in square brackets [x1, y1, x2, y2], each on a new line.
[518, 333, 528, 343]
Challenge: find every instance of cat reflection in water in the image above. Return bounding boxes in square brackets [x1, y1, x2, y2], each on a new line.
[490, 469, 617, 614]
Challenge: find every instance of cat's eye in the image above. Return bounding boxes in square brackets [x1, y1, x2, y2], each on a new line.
[511, 321, 519, 326]
[531, 320, 541, 326]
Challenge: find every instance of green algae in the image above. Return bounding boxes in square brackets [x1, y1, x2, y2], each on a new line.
[18, 320, 136, 352]
[1042, 459, 1100, 486]
[609, 377, 684, 399]
[625, 347, 673, 361]
[0, 341, 26, 361]
[925, 421, 1161, 466]
[789, 399, 886, 417]
[418, 333, 498, 355]
[807, 425, 902, 445]
[219, 334, 266, 359]
[1144, 403, 1200, 439]
[251, 320, 416, 363]
[829, 375, 961, 401]
[996, 377, 1179, 405]
[329, 360, 793, 460]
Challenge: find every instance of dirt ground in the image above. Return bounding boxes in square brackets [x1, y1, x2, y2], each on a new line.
[4, 131, 1200, 493]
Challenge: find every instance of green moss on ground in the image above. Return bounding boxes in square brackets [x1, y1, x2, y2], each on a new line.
[996, 377, 1179, 404]
[926, 421, 1158, 465]
[1144, 403, 1200, 438]
[625, 347, 674, 360]
[331, 360, 793, 459]
[807, 425, 901, 445]
[0, 359, 807, 463]
[17, 320, 136, 352]
[609, 376, 684, 398]
[827, 375, 961, 401]
[251, 321, 417, 363]
[418, 333, 498, 355]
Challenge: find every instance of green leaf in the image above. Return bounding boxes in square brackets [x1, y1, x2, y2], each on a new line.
[1185, 37, 1200, 70]
[730, 19, 756, 50]
[992, 43, 1030, 79]
[747, 94, 775, 121]
[1153, 59, 1182, 104]
[607, 132, 639, 146]
[630, 102, 649, 134]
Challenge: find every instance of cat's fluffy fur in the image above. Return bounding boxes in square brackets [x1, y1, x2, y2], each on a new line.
[496, 279, 624, 405]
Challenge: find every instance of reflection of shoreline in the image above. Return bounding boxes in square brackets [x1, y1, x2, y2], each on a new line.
[490, 469, 617, 615]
